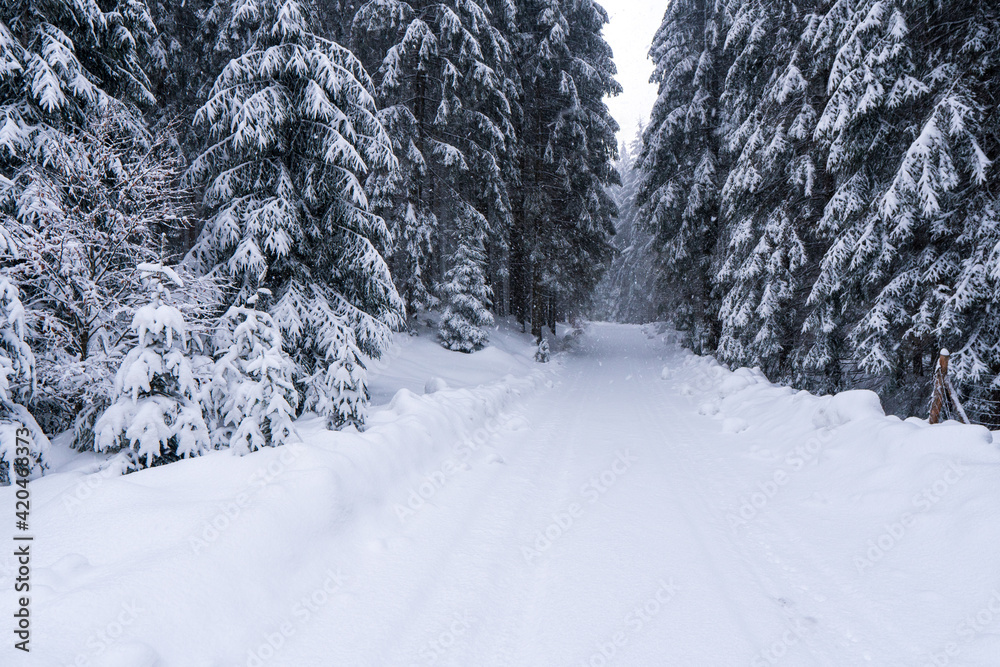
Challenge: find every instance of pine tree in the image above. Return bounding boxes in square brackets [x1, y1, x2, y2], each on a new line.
[0, 275, 32, 422]
[0, 240, 48, 484]
[209, 276, 298, 452]
[636, 0, 725, 353]
[631, 0, 1000, 422]
[299, 297, 369, 429]
[804, 0, 996, 411]
[185, 0, 404, 429]
[439, 209, 494, 352]
[512, 0, 620, 336]
[534, 335, 549, 362]
[714, 0, 821, 381]
[351, 0, 517, 331]
[94, 262, 210, 470]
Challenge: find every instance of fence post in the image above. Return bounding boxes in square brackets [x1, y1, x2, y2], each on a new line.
[929, 349, 970, 425]
[928, 349, 949, 425]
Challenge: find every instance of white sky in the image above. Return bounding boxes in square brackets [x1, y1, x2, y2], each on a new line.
[600, 0, 664, 143]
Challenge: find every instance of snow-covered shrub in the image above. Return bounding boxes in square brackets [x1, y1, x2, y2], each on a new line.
[535, 337, 550, 363]
[209, 286, 299, 452]
[94, 264, 210, 470]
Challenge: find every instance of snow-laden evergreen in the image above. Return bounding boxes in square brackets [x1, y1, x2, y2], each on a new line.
[636, 0, 724, 354]
[511, 0, 620, 336]
[439, 209, 494, 352]
[714, 0, 815, 382]
[209, 276, 298, 452]
[185, 0, 404, 428]
[637, 0, 1000, 421]
[0, 257, 48, 483]
[94, 263, 210, 470]
[352, 0, 517, 335]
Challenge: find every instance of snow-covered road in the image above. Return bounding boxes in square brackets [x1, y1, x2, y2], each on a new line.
[249, 323, 1000, 667]
[5, 322, 1000, 666]
[280, 322, 795, 665]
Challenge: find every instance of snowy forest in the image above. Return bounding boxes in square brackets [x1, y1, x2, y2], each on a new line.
[6, 2, 1000, 662]
[0, 0, 620, 477]
[619, 0, 1000, 424]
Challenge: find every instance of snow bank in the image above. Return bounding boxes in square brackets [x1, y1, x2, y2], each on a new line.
[673, 350, 1000, 665]
[0, 339, 544, 666]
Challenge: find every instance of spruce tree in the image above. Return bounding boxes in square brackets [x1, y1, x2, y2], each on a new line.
[636, 0, 726, 353]
[439, 208, 494, 352]
[806, 0, 996, 411]
[209, 275, 298, 452]
[715, 0, 821, 381]
[0, 250, 48, 484]
[185, 0, 404, 429]
[351, 0, 517, 333]
[94, 263, 210, 470]
[512, 0, 619, 335]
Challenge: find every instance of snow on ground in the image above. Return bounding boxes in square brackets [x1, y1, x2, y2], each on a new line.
[2, 321, 999, 666]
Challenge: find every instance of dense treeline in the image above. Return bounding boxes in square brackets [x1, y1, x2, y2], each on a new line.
[0, 0, 619, 479]
[639, 0, 1000, 420]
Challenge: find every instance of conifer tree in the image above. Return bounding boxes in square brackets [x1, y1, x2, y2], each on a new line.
[806, 0, 995, 405]
[636, 0, 725, 353]
[209, 272, 298, 451]
[185, 0, 404, 428]
[94, 263, 210, 470]
[0, 241, 48, 483]
[439, 209, 494, 352]
[714, 0, 821, 381]
[352, 0, 517, 333]
[512, 0, 619, 335]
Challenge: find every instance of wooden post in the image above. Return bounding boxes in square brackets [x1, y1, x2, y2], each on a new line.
[929, 349, 970, 425]
[928, 349, 949, 425]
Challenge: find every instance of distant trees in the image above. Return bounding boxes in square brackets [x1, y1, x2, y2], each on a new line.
[592, 130, 657, 324]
